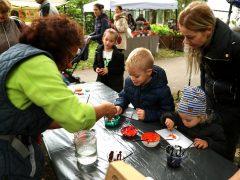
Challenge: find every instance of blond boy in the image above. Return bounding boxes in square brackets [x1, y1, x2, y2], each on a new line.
[115, 47, 174, 121]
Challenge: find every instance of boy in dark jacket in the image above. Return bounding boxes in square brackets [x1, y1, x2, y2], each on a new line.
[161, 86, 226, 156]
[93, 28, 124, 92]
[115, 47, 175, 122]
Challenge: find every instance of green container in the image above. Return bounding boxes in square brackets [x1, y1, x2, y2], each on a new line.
[104, 115, 120, 127]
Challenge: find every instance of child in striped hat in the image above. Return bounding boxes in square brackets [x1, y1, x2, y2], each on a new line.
[161, 86, 227, 157]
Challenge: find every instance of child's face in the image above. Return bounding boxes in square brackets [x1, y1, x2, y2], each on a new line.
[178, 112, 201, 128]
[127, 66, 152, 86]
[103, 33, 115, 50]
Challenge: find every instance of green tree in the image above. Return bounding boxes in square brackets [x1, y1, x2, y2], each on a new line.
[58, 0, 94, 34]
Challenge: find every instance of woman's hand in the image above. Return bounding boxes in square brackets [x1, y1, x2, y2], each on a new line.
[165, 118, 174, 130]
[94, 102, 117, 120]
[193, 138, 208, 149]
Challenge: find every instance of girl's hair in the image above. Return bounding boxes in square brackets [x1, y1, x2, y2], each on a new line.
[103, 28, 118, 41]
[126, 47, 154, 70]
[197, 114, 207, 124]
[0, 0, 11, 13]
[94, 3, 104, 11]
[19, 15, 83, 71]
[178, 1, 216, 73]
[115, 6, 123, 11]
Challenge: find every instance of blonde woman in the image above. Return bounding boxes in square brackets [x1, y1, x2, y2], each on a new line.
[178, 1, 240, 161]
[0, 0, 20, 54]
[161, 86, 226, 156]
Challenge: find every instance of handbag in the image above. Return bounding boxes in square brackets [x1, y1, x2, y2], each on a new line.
[116, 33, 122, 44]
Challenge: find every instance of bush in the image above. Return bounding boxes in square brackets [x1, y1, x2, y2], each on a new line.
[150, 24, 174, 36]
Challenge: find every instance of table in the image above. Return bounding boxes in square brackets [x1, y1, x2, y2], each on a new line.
[124, 35, 159, 58]
[42, 82, 239, 180]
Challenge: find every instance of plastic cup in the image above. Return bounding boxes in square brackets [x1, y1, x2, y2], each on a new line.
[74, 130, 97, 166]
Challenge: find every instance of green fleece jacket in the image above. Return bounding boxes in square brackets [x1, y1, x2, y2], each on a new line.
[6, 54, 96, 133]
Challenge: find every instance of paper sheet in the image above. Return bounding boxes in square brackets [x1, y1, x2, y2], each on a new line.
[155, 129, 193, 149]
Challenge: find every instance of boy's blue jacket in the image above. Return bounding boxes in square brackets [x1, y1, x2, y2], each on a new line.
[115, 65, 175, 121]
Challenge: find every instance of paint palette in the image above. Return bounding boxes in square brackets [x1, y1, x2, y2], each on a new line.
[121, 125, 138, 138]
[141, 132, 160, 147]
[105, 116, 120, 127]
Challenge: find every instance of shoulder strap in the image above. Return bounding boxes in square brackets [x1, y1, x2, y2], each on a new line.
[13, 19, 21, 29]
[10, 17, 21, 29]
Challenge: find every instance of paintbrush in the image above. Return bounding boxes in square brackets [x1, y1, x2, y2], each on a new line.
[181, 142, 194, 156]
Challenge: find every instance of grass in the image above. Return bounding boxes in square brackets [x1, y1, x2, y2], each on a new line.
[75, 42, 184, 70]
[155, 48, 184, 59]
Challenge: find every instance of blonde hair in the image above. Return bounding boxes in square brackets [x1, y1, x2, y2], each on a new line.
[0, 0, 11, 13]
[197, 114, 208, 124]
[103, 28, 118, 42]
[178, 1, 216, 73]
[125, 47, 154, 70]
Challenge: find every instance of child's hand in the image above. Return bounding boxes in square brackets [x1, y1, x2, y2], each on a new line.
[86, 36, 92, 44]
[115, 106, 123, 115]
[101, 68, 108, 75]
[193, 138, 208, 149]
[96, 68, 104, 75]
[136, 108, 145, 120]
[96, 68, 102, 73]
[165, 118, 174, 130]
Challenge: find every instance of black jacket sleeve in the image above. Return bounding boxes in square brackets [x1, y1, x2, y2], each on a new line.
[204, 124, 226, 156]
[160, 112, 179, 127]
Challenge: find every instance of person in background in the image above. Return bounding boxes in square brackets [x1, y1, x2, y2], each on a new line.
[127, 13, 136, 31]
[0, 0, 20, 54]
[112, 6, 128, 52]
[135, 13, 146, 22]
[178, 1, 240, 161]
[0, 15, 116, 179]
[93, 28, 125, 93]
[10, 9, 26, 32]
[115, 47, 175, 122]
[87, 3, 109, 45]
[35, 0, 59, 17]
[161, 86, 226, 156]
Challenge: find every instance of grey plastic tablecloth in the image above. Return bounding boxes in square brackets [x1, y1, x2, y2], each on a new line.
[42, 82, 239, 180]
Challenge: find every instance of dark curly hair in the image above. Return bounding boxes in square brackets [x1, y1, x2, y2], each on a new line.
[19, 15, 83, 71]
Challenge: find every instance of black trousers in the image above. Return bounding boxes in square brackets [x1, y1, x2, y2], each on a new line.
[208, 101, 240, 161]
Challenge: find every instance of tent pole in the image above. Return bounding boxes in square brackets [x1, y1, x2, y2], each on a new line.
[110, 9, 111, 20]
[174, 9, 178, 53]
[83, 12, 86, 34]
[63, 5, 66, 13]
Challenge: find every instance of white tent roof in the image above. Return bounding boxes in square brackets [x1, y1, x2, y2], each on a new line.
[10, 0, 66, 7]
[112, 0, 178, 10]
[83, 0, 178, 12]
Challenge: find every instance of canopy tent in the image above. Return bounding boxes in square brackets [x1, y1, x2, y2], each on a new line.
[83, 0, 178, 12]
[112, 0, 178, 10]
[10, 0, 67, 7]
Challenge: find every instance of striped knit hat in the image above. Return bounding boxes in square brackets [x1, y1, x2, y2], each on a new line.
[178, 86, 206, 116]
